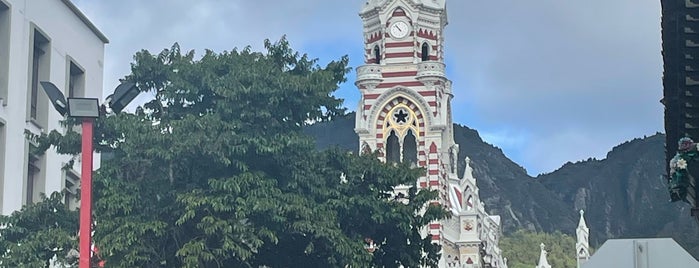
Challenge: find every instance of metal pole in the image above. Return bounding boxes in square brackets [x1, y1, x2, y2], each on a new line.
[79, 119, 93, 268]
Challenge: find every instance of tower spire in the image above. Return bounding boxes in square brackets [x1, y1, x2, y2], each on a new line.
[536, 243, 552, 268]
[576, 210, 591, 268]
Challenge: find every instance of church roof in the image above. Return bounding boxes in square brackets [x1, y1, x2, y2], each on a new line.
[582, 238, 699, 268]
[361, 0, 446, 13]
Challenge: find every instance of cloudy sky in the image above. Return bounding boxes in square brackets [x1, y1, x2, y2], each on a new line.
[71, 0, 664, 176]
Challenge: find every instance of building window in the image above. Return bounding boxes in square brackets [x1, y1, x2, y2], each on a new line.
[30, 47, 42, 119]
[29, 27, 50, 126]
[0, 1, 9, 105]
[402, 129, 417, 165]
[26, 153, 40, 204]
[374, 45, 381, 64]
[383, 103, 420, 164]
[68, 60, 85, 98]
[25, 140, 44, 205]
[421, 43, 430, 62]
[64, 170, 79, 210]
[386, 130, 400, 163]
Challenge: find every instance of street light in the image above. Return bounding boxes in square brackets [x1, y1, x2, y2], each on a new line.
[106, 82, 138, 114]
[40, 81, 140, 268]
[38, 82, 68, 116]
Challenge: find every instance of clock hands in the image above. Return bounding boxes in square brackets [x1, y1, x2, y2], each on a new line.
[391, 22, 409, 38]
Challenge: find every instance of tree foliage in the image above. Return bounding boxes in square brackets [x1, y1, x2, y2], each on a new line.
[17, 38, 447, 267]
[500, 230, 579, 268]
[0, 192, 78, 268]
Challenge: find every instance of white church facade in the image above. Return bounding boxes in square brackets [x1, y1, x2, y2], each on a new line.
[354, 1, 508, 267]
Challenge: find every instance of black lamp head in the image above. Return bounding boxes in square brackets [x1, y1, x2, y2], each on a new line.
[39, 81, 68, 116]
[108, 82, 139, 114]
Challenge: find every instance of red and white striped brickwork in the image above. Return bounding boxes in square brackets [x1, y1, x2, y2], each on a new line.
[356, 0, 452, 247]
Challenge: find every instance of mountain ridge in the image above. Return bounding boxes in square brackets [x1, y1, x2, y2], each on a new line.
[303, 113, 699, 258]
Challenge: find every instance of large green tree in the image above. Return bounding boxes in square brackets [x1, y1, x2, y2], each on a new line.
[17, 38, 446, 267]
[0, 192, 79, 267]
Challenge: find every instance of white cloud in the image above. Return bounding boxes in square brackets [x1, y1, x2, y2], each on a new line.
[71, 0, 664, 175]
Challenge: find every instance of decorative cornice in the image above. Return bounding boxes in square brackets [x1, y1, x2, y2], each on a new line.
[61, 0, 109, 43]
[416, 61, 447, 82]
[355, 64, 383, 89]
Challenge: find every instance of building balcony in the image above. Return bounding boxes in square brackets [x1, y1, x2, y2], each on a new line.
[416, 61, 446, 83]
[355, 64, 383, 89]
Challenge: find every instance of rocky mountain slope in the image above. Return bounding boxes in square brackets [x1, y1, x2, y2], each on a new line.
[303, 113, 699, 257]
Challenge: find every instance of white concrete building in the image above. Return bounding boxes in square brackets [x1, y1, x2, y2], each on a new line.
[0, 0, 107, 215]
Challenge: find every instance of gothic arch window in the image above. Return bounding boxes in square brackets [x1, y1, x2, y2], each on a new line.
[421, 42, 430, 61]
[386, 130, 400, 163]
[381, 101, 421, 164]
[374, 45, 381, 64]
[403, 130, 417, 165]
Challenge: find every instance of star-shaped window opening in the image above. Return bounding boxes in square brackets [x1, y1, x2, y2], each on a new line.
[393, 109, 409, 124]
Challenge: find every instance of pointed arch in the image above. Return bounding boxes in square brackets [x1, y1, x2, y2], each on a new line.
[386, 130, 400, 163]
[374, 45, 381, 64]
[368, 87, 434, 130]
[403, 129, 417, 164]
[392, 7, 407, 17]
[429, 142, 438, 153]
[421, 42, 430, 61]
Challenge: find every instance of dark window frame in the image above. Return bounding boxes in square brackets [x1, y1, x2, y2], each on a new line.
[26, 153, 39, 204]
[386, 130, 400, 163]
[374, 45, 381, 64]
[421, 42, 430, 62]
[28, 25, 50, 126]
[67, 59, 85, 98]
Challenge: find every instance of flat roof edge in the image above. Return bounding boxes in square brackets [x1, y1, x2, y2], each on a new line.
[60, 0, 109, 44]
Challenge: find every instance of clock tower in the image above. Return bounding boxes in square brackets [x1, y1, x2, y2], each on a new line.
[355, 1, 508, 267]
[356, 0, 453, 202]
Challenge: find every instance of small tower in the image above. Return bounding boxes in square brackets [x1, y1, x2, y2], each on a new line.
[576, 210, 590, 268]
[536, 243, 552, 268]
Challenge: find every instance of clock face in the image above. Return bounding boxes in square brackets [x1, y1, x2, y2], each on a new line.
[390, 21, 410, 39]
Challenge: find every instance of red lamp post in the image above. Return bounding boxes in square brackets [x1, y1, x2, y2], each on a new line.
[40, 81, 139, 268]
[68, 98, 99, 268]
